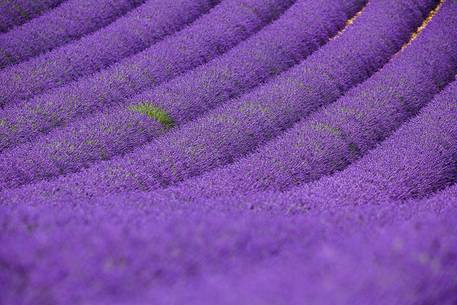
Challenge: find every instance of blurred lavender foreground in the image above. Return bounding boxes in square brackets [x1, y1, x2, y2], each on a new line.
[1, 0, 457, 305]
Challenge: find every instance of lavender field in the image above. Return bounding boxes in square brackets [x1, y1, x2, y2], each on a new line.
[0, 0, 456, 304]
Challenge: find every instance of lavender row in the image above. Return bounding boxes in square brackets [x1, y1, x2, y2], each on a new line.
[168, 212, 457, 305]
[0, 0, 216, 100]
[0, 0, 293, 151]
[185, 173, 457, 218]
[0, 0, 63, 33]
[2, 0, 435, 202]
[1, 186, 456, 304]
[0, 0, 366, 189]
[160, 0, 457, 202]
[288, 77, 457, 208]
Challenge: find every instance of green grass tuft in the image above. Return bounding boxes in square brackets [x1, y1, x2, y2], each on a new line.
[129, 103, 174, 129]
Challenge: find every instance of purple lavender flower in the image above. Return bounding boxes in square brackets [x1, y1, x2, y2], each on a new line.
[1, 1, 457, 304]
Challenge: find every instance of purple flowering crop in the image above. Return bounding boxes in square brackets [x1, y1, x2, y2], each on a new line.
[1, 0, 437, 200]
[1, 0, 457, 304]
[160, 0, 457, 201]
[0, 0, 64, 33]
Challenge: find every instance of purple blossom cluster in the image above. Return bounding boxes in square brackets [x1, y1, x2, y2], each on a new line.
[1, 0, 457, 304]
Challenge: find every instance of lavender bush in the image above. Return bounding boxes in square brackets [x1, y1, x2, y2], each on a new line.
[0, 0, 63, 33]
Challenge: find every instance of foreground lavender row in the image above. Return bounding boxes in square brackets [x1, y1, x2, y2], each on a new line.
[1, 0, 456, 305]
[1, 184, 457, 304]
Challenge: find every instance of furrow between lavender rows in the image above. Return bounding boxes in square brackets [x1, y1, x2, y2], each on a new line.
[171, 77, 457, 213]
[142, 77, 455, 216]
[266, 77, 457, 211]
[300, 78, 457, 205]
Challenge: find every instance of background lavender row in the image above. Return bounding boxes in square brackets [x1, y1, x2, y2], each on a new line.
[0, 0, 216, 101]
[0, 0, 63, 33]
[0, 0, 366, 190]
[1, 0, 434, 201]
[287, 77, 457, 208]
[1, 185, 456, 305]
[162, 0, 457, 202]
[0, 0, 147, 69]
[0, 0, 294, 151]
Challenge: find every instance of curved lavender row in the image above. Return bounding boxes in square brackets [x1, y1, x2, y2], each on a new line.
[0, 0, 216, 101]
[183, 180, 457, 219]
[161, 0, 457, 201]
[419, 182, 457, 208]
[286, 77, 457, 208]
[0, 0, 293, 151]
[0, 0, 366, 190]
[3, 0, 434, 201]
[0, 0, 147, 69]
[0, 0, 63, 33]
[1, 191, 456, 305]
[3, 180, 457, 224]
